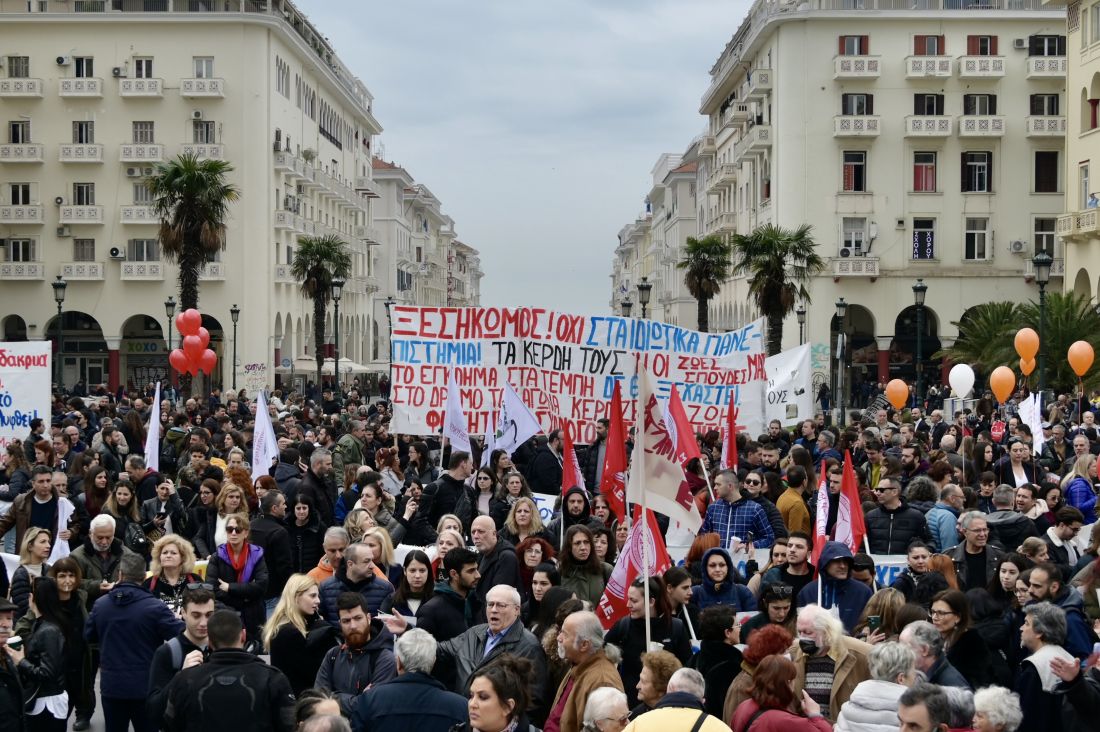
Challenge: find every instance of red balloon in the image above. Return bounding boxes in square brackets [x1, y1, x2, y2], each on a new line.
[174, 311, 188, 335]
[169, 349, 189, 373]
[196, 326, 210, 350]
[182, 334, 203, 359]
[198, 349, 217, 375]
[179, 308, 202, 337]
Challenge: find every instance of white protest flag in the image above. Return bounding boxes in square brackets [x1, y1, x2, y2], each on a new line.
[493, 380, 542, 455]
[626, 364, 703, 533]
[444, 369, 472, 454]
[480, 409, 496, 468]
[143, 381, 162, 473]
[1019, 393, 1045, 455]
[252, 391, 280, 482]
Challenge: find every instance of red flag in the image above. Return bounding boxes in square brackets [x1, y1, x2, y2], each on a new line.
[560, 423, 586, 495]
[598, 381, 628, 522]
[810, 461, 830, 578]
[835, 450, 867, 554]
[665, 385, 702, 465]
[596, 506, 672, 629]
[720, 392, 739, 471]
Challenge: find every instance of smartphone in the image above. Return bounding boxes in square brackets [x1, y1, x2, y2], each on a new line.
[867, 615, 882, 631]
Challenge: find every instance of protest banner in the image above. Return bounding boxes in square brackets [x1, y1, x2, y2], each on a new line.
[765, 343, 814, 426]
[389, 306, 767, 443]
[0, 342, 51, 452]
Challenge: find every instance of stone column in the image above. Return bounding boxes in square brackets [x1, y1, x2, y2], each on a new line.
[105, 336, 121, 394]
[876, 336, 893, 384]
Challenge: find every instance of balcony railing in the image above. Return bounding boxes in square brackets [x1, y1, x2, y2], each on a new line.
[179, 144, 223, 160]
[58, 78, 102, 97]
[59, 262, 104, 280]
[120, 145, 164, 163]
[834, 56, 881, 78]
[0, 78, 43, 97]
[0, 144, 45, 163]
[735, 124, 772, 159]
[1057, 210, 1100, 239]
[59, 144, 103, 163]
[1027, 56, 1067, 78]
[957, 56, 1005, 78]
[59, 205, 104, 224]
[1024, 257, 1065, 278]
[120, 205, 157, 224]
[274, 264, 295, 284]
[834, 115, 881, 137]
[180, 78, 224, 97]
[119, 78, 163, 97]
[743, 69, 772, 101]
[0, 262, 44, 280]
[905, 116, 953, 136]
[0, 205, 44, 224]
[120, 261, 163, 280]
[199, 263, 224, 280]
[353, 224, 381, 243]
[957, 116, 1005, 136]
[708, 212, 737, 235]
[1025, 116, 1066, 137]
[906, 56, 953, 77]
[707, 164, 739, 192]
[698, 135, 716, 155]
[832, 257, 880, 278]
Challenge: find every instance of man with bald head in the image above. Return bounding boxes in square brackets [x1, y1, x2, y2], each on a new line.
[470, 515, 521, 623]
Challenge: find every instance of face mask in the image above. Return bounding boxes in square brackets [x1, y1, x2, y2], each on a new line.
[798, 637, 820, 656]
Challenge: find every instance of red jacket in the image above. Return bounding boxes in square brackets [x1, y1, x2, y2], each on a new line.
[729, 699, 833, 732]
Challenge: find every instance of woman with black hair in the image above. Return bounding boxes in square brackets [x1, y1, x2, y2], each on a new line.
[931, 588, 993, 690]
[663, 565, 700, 640]
[8, 576, 69, 731]
[380, 550, 434, 618]
[890, 541, 949, 609]
[527, 579, 569, 636]
[285, 494, 323, 575]
[559, 525, 612, 606]
[404, 441, 438, 486]
[966, 587, 1013, 687]
[454, 653, 537, 732]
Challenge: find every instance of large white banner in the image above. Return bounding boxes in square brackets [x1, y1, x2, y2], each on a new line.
[0, 342, 51, 453]
[765, 343, 814, 426]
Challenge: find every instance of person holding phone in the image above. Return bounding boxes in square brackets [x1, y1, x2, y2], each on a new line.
[140, 478, 187, 541]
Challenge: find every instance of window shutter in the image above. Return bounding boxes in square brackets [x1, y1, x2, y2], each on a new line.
[967, 35, 978, 55]
[935, 94, 945, 114]
[913, 158, 922, 191]
[867, 95, 874, 115]
[914, 35, 926, 54]
[839, 36, 847, 55]
[1030, 95, 1042, 115]
[1058, 36, 1067, 55]
[990, 36, 998, 55]
[937, 35, 946, 53]
[1028, 35, 1041, 56]
[964, 95, 975, 115]
[988, 152, 994, 192]
[860, 35, 870, 54]
[961, 153, 969, 192]
[989, 95, 997, 115]
[914, 95, 923, 115]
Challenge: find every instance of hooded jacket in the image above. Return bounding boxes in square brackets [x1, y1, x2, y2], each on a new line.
[690, 548, 758, 611]
[1052, 586, 1097, 660]
[986, 509, 1039, 550]
[796, 541, 873, 633]
[319, 563, 395, 627]
[833, 678, 907, 732]
[544, 486, 605, 551]
[315, 618, 397, 715]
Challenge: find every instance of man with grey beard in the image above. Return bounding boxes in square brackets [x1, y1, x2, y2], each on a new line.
[545, 611, 623, 732]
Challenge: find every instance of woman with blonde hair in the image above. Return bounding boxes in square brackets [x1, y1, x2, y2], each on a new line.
[362, 526, 402, 586]
[433, 528, 467, 582]
[499, 496, 549, 546]
[264, 574, 337, 696]
[195, 482, 247, 558]
[142, 534, 201, 615]
[852, 587, 907, 643]
[343, 507, 374, 543]
[11, 526, 51, 618]
[1061, 452, 1098, 521]
[1017, 536, 1049, 563]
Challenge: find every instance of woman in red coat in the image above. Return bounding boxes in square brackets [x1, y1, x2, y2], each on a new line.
[729, 654, 834, 732]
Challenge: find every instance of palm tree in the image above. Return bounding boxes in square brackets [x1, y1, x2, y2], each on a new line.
[937, 301, 1019, 373]
[677, 235, 733, 333]
[148, 153, 238, 311]
[729, 224, 824, 355]
[291, 235, 352, 391]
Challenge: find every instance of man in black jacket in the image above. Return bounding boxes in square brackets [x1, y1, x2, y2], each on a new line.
[413, 548, 480, 642]
[525, 431, 563, 495]
[298, 448, 337, 527]
[147, 588, 215, 723]
[0, 596, 24, 732]
[689, 606, 743, 720]
[580, 419, 609, 490]
[422, 451, 473, 528]
[162, 609, 296, 732]
[865, 477, 931, 554]
[251, 491, 294, 615]
[470, 516, 521, 624]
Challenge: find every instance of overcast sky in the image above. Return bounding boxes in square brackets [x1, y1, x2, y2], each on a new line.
[298, 0, 751, 315]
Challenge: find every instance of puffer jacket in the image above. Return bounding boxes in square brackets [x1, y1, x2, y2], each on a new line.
[319, 564, 394, 626]
[863, 501, 930, 554]
[986, 510, 1039, 550]
[18, 618, 67, 697]
[1064, 476, 1098, 522]
[690, 548, 757, 611]
[834, 679, 906, 732]
[314, 618, 397, 715]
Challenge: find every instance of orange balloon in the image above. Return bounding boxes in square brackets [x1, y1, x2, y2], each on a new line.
[1019, 358, 1036, 376]
[885, 379, 908, 410]
[989, 366, 1016, 403]
[1014, 328, 1039, 361]
[1068, 341, 1095, 377]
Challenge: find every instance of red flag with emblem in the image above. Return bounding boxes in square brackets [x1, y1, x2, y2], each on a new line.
[560, 422, 586, 495]
[720, 391, 739, 470]
[666, 384, 702, 465]
[595, 506, 672, 629]
[810, 461, 830, 578]
[598, 380, 628, 522]
[834, 450, 867, 554]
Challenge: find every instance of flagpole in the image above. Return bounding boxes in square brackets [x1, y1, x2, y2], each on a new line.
[699, 460, 717, 503]
[641, 507, 653, 651]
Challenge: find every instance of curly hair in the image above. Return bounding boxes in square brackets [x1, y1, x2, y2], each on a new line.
[750, 655, 798, 710]
[743, 624, 794, 667]
[639, 650, 682, 701]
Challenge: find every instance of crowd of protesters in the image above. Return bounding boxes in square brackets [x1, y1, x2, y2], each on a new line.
[0, 380, 1099, 732]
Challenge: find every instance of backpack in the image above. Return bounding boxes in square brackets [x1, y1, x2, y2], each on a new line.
[159, 441, 178, 477]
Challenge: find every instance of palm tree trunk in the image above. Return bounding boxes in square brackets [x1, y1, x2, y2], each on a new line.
[698, 295, 709, 333]
[766, 311, 784, 356]
[314, 294, 326, 392]
[177, 246, 202, 397]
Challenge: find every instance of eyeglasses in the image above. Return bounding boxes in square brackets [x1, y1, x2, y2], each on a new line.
[600, 716, 631, 726]
[185, 582, 214, 591]
[743, 479, 762, 486]
[226, 526, 245, 534]
[930, 609, 957, 617]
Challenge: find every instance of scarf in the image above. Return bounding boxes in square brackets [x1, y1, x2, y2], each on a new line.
[1024, 643, 1076, 691]
[227, 543, 251, 581]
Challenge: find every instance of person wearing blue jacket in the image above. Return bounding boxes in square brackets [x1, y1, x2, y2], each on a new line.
[796, 541, 873, 633]
[690, 548, 757, 612]
[925, 486, 964, 552]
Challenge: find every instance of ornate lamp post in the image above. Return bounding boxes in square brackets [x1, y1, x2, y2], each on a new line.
[164, 296, 176, 383]
[620, 297, 633, 318]
[331, 277, 345, 390]
[637, 277, 652, 320]
[796, 303, 807, 345]
[51, 275, 67, 390]
[229, 304, 240, 390]
[913, 279, 928, 406]
[1033, 251, 1053, 394]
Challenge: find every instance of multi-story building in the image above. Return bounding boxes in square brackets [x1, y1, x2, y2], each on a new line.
[694, 0, 1067, 401]
[0, 0, 386, 393]
[448, 240, 483, 307]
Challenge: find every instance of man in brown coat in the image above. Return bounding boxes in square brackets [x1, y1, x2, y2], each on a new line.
[545, 611, 624, 732]
[790, 603, 872, 722]
[0, 465, 77, 552]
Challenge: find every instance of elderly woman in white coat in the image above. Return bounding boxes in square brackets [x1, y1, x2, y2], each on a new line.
[834, 641, 918, 732]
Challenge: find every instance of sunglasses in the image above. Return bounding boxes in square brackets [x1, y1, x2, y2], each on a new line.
[766, 585, 793, 599]
[185, 582, 214, 591]
[743, 479, 762, 486]
[226, 526, 245, 534]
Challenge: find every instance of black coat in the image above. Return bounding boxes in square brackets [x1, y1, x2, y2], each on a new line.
[689, 640, 742, 720]
[189, 506, 218, 558]
[472, 542, 522, 624]
[864, 502, 931, 554]
[604, 615, 692, 708]
[285, 514, 324, 575]
[298, 469, 337, 528]
[415, 585, 471, 642]
[139, 494, 188, 537]
[18, 618, 67, 697]
[249, 515, 293, 600]
[525, 445, 562, 495]
[352, 671, 468, 732]
[205, 547, 269, 641]
[946, 628, 993, 690]
[1015, 657, 1065, 732]
[268, 614, 338, 697]
[0, 651, 23, 732]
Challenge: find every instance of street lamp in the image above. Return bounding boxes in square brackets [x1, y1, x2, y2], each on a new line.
[835, 297, 848, 426]
[620, 297, 633, 318]
[637, 277, 652, 320]
[164, 296, 176, 383]
[1033, 251, 1053, 394]
[51, 275, 66, 390]
[229, 304, 240, 391]
[796, 303, 807, 345]
[912, 278, 928, 407]
[331, 277, 345, 390]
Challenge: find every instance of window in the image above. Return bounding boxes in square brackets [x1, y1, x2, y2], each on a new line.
[1034, 218, 1056, 256]
[7, 57, 29, 78]
[964, 218, 990, 260]
[5, 238, 34, 262]
[963, 94, 997, 115]
[133, 57, 154, 78]
[128, 238, 159, 261]
[72, 239, 95, 262]
[73, 57, 93, 78]
[966, 35, 997, 55]
[72, 121, 94, 144]
[842, 151, 867, 192]
[962, 152, 992, 192]
[132, 121, 155, 144]
[193, 57, 214, 79]
[1081, 163, 1091, 209]
[1029, 94, 1059, 116]
[193, 120, 215, 144]
[913, 94, 945, 115]
[841, 217, 867, 255]
[8, 121, 29, 144]
[275, 57, 290, 98]
[914, 152, 937, 192]
[9, 183, 30, 205]
[132, 183, 152, 205]
[1035, 151, 1059, 193]
[841, 93, 873, 115]
[72, 183, 94, 206]
[1029, 35, 1066, 56]
[838, 35, 869, 55]
[913, 218, 936, 260]
[913, 35, 944, 55]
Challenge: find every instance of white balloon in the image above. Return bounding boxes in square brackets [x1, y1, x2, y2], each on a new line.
[948, 364, 975, 398]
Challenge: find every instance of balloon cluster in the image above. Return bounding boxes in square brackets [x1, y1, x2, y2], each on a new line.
[168, 308, 217, 377]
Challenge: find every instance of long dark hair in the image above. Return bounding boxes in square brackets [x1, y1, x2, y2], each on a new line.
[392, 550, 434, 609]
[31, 576, 68, 629]
[468, 654, 534, 725]
[559, 525, 602, 576]
[631, 576, 673, 634]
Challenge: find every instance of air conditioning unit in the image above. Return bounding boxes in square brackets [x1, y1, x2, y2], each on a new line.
[896, 218, 906, 230]
[1009, 240, 1027, 253]
[109, 247, 125, 260]
[56, 55, 71, 66]
[125, 167, 142, 177]
[1013, 38, 1027, 49]
[191, 110, 204, 120]
[142, 166, 153, 176]
[56, 226, 71, 237]
[112, 67, 124, 78]
[53, 196, 64, 206]
[839, 247, 852, 258]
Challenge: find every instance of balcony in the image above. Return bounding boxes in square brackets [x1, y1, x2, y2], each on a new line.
[1024, 257, 1065, 279]
[707, 163, 738, 192]
[698, 135, 716, 155]
[721, 104, 752, 131]
[274, 210, 300, 231]
[120, 144, 164, 163]
[353, 177, 380, 198]
[119, 261, 163, 280]
[120, 205, 157, 224]
[353, 224, 381, 244]
[834, 56, 881, 79]
[832, 257, 880, 279]
[1027, 56, 1066, 79]
[1057, 210, 1100, 239]
[1025, 115, 1066, 137]
[958, 116, 1006, 137]
[906, 56, 953, 78]
[179, 143, 223, 160]
[0, 205, 43, 224]
[834, 116, 881, 137]
[179, 78, 224, 98]
[743, 69, 772, 101]
[905, 116, 953, 136]
[59, 262, 104, 280]
[58, 144, 103, 163]
[59, 205, 104, 224]
[58, 78, 102, 97]
[957, 56, 1006, 78]
[736, 124, 772, 159]
[709, 213, 737, 235]
[119, 78, 163, 97]
[274, 264, 295, 285]
[199, 262, 224, 281]
[0, 78, 43, 97]
[0, 262, 44, 280]
[0, 144, 44, 163]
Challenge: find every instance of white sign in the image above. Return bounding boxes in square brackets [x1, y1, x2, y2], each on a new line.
[765, 343, 814, 426]
[0, 342, 51, 454]
[531, 492, 558, 524]
[243, 362, 269, 394]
